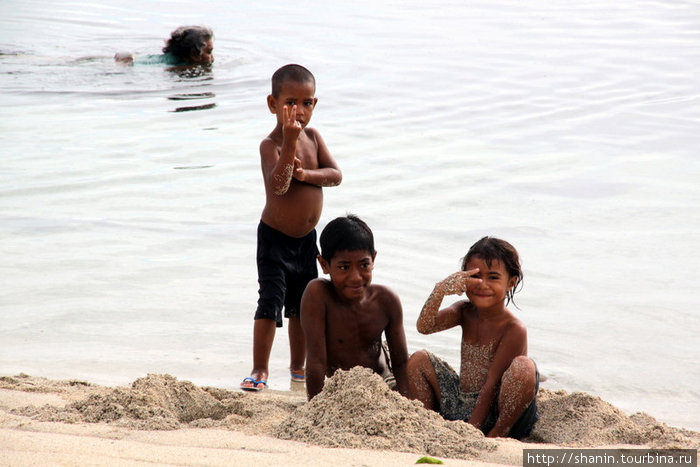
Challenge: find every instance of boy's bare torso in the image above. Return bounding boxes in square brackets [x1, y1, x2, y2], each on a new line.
[261, 128, 323, 238]
[321, 280, 391, 376]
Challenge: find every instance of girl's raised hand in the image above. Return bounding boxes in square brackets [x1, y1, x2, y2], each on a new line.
[438, 269, 481, 296]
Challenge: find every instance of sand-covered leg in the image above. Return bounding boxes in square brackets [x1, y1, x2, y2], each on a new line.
[407, 350, 441, 411]
[488, 356, 537, 437]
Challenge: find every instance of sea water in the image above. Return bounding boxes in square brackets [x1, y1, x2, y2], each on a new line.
[1, 0, 698, 430]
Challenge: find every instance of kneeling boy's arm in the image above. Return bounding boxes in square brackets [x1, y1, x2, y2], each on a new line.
[300, 280, 328, 400]
[384, 290, 410, 397]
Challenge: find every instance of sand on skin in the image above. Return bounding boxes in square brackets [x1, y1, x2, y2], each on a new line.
[1, 368, 697, 467]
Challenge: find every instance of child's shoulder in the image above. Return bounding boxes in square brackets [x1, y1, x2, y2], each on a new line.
[302, 126, 323, 142]
[495, 310, 528, 338]
[368, 282, 396, 294]
[260, 132, 280, 148]
[367, 283, 401, 306]
[305, 277, 334, 295]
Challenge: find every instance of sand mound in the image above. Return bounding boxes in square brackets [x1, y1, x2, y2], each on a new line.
[0, 373, 95, 394]
[11, 374, 304, 432]
[527, 389, 700, 449]
[274, 367, 497, 460]
[6, 372, 698, 453]
[71, 374, 229, 429]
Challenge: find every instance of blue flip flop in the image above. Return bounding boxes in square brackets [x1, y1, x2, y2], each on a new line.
[290, 371, 305, 382]
[240, 376, 267, 392]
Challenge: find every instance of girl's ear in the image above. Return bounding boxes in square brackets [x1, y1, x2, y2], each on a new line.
[267, 94, 277, 113]
[317, 255, 330, 274]
[508, 275, 518, 290]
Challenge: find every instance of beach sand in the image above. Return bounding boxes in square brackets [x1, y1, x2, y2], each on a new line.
[1, 367, 697, 467]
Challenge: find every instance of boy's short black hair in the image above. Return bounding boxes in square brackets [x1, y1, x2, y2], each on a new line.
[271, 64, 316, 97]
[320, 214, 375, 262]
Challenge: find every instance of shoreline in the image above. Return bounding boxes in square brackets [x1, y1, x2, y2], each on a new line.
[1, 369, 698, 467]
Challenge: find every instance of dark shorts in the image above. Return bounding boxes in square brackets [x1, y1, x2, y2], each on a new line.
[255, 221, 319, 328]
[427, 351, 539, 439]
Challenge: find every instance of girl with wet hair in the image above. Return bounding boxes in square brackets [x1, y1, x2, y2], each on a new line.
[162, 25, 214, 65]
[115, 25, 214, 66]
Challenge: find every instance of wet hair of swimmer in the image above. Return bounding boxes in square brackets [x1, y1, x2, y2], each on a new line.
[163, 25, 214, 63]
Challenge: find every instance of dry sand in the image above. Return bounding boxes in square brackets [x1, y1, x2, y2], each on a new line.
[1, 367, 697, 466]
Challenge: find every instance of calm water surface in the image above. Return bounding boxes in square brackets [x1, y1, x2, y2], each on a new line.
[1, 0, 698, 430]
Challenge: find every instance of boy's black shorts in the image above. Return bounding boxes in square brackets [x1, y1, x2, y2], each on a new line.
[254, 221, 319, 328]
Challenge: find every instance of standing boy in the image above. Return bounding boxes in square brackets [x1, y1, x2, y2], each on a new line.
[241, 64, 342, 391]
[300, 215, 409, 400]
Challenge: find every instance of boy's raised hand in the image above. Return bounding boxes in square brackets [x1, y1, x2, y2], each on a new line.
[438, 269, 481, 296]
[282, 104, 303, 140]
[282, 104, 308, 181]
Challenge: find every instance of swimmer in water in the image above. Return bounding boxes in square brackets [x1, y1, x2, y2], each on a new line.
[114, 25, 213, 66]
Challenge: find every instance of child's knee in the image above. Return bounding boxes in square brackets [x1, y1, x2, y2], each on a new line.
[510, 355, 535, 373]
[503, 356, 536, 387]
[407, 350, 431, 372]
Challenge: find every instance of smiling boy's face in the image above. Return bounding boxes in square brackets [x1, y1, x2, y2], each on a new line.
[319, 249, 376, 302]
[267, 80, 317, 128]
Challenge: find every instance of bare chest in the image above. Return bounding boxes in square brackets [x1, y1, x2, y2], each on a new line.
[325, 305, 388, 366]
[460, 340, 497, 392]
[460, 307, 511, 346]
[292, 133, 319, 169]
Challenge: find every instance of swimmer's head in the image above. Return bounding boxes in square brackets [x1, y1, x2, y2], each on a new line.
[271, 64, 315, 98]
[163, 25, 214, 65]
[462, 236, 523, 306]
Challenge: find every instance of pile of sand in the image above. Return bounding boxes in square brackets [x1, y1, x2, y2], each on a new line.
[4, 371, 698, 455]
[275, 367, 497, 460]
[527, 389, 699, 449]
[6, 373, 304, 432]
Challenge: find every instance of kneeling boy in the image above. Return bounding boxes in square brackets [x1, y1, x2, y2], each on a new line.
[300, 215, 409, 400]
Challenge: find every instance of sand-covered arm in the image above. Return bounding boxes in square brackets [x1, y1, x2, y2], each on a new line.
[416, 269, 481, 334]
[381, 286, 410, 397]
[260, 105, 303, 196]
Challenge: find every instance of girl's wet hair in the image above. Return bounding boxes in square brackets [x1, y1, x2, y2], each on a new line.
[462, 236, 523, 307]
[320, 214, 375, 262]
[271, 64, 315, 97]
[163, 25, 213, 62]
